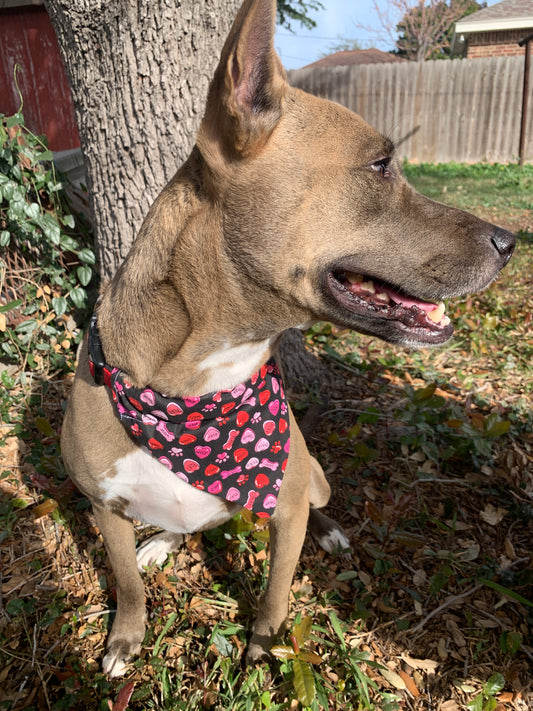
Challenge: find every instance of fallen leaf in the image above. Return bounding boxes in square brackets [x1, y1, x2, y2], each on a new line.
[399, 669, 420, 697]
[400, 654, 439, 674]
[480, 504, 506, 526]
[379, 667, 406, 690]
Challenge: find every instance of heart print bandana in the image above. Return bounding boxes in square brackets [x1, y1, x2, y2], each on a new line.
[89, 348, 290, 518]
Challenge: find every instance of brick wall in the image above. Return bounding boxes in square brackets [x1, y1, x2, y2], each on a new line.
[467, 29, 533, 58]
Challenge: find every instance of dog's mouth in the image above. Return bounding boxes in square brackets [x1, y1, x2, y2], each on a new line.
[325, 269, 454, 346]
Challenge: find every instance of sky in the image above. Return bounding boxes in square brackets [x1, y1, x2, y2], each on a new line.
[274, 0, 502, 70]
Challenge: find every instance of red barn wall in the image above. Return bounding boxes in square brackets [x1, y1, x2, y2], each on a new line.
[0, 5, 80, 152]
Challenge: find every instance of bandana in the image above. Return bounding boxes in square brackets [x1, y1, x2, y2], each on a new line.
[88, 318, 290, 518]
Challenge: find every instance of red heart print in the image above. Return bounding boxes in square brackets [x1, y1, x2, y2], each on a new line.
[179, 433, 197, 445]
[222, 402, 235, 415]
[205, 464, 220, 477]
[278, 418, 288, 433]
[234, 447, 248, 463]
[148, 438, 163, 450]
[167, 402, 183, 416]
[236, 411, 250, 427]
[129, 398, 143, 411]
[260, 364, 268, 378]
[263, 420, 275, 436]
[255, 473, 269, 488]
[184, 459, 200, 473]
[259, 390, 270, 406]
[185, 419, 202, 430]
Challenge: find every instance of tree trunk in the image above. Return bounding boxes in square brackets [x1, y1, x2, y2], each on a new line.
[44, 0, 241, 279]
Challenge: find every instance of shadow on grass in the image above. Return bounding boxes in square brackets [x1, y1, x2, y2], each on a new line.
[1, 344, 532, 710]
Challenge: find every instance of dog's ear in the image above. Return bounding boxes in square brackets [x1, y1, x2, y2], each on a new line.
[198, 0, 287, 164]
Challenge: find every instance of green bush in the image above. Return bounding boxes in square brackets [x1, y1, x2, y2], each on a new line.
[0, 111, 96, 373]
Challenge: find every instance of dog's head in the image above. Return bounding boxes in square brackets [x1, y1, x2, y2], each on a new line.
[196, 0, 514, 349]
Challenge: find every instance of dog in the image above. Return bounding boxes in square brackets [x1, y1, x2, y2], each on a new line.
[61, 0, 515, 677]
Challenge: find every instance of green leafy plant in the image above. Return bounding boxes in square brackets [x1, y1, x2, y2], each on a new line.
[0, 109, 95, 374]
[271, 615, 323, 707]
[466, 672, 505, 711]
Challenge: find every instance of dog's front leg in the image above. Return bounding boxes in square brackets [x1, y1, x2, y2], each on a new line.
[93, 505, 146, 677]
[247, 413, 310, 664]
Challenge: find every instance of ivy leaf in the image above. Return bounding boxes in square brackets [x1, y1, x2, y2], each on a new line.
[52, 296, 67, 317]
[25, 202, 41, 221]
[36, 149, 54, 163]
[0, 231, 10, 246]
[61, 213, 75, 229]
[77, 247, 96, 265]
[38, 213, 61, 244]
[77, 265, 92, 287]
[5, 112, 24, 128]
[69, 287, 87, 310]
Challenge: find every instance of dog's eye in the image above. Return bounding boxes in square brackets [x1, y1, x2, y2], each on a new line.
[370, 160, 392, 179]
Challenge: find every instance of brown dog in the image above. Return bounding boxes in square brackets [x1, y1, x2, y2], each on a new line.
[61, 0, 514, 677]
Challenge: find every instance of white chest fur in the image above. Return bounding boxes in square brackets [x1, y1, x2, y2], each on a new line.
[101, 449, 240, 533]
[197, 338, 274, 392]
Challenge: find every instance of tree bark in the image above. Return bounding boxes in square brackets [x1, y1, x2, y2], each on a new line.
[44, 0, 241, 279]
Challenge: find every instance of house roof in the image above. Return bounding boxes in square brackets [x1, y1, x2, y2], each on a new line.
[302, 49, 405, 70]
[455, 0, 533, 34]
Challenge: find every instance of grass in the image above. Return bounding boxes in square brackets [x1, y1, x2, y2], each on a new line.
[1, 162, 532, 710]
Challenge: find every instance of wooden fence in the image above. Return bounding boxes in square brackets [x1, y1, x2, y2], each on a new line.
[288, 56, 533, 164]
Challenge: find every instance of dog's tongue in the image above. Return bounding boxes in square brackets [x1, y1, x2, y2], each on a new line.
[377, 284, 436, 313]
[345, 273, 446, 323]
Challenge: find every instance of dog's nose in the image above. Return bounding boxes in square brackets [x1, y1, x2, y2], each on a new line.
[490, 228, 515, 266]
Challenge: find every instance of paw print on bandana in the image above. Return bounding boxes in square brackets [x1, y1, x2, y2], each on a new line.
[169, 447, 183, 457]
[192, 480, 205, 490]
[251, 412, 262, 424]
[281, 402, 288, 415]
[273, 478, 282, 492]
[203, 403, 217, 412]
[270, 440, 282, 454]
[216, 452, 229, 463]
[131, 423, 142, 437]
[237, 473, 249, 486]
[217, 416, 229, 427]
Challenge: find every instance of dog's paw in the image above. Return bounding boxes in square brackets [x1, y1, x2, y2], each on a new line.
[246, 640, 271, 666]
[136, 532, 184, 572]
[102, 638, 142, 677]
[317, 525, 351, 558]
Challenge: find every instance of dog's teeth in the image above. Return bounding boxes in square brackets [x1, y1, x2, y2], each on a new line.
[427, 302, 445, 323]
[375, 292, 390, 303]
[346, 272, 363, 284]
[360, 280, 375, 293]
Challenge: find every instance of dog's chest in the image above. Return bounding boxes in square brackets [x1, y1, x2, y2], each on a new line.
[100, 448, 241, 532]
[95, 353, 291, 519]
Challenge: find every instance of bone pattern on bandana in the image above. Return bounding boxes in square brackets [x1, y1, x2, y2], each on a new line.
[95, 358, 290, 518]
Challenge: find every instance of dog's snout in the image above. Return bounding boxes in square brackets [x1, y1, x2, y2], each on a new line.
[490, 228, 515, 266]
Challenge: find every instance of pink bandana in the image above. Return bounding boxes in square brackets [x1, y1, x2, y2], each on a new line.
[89, 341, 290, 517]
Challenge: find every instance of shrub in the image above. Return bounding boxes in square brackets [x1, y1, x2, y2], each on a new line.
[0, 111, 96, 374]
